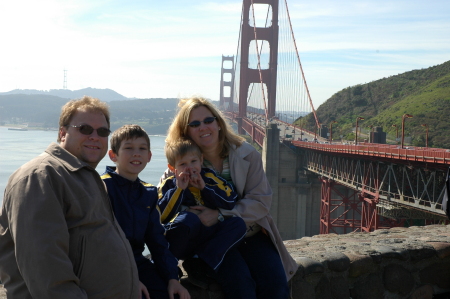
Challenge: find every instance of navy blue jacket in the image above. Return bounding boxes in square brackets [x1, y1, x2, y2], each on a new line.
[158, 168, 238, 223]
[101, 166, 178, 281]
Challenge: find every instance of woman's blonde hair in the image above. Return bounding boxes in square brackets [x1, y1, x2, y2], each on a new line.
[166, 96, 244, 158]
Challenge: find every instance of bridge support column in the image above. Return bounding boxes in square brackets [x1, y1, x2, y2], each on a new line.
[319, 178, 331, 234]
[263, 125, 321, 240]
[235, 117, 244, 135]
[361, 196, 378, 232]
[319, 178, 362, 234]
[263, 123, 280, 223]
[238, 0, 279, 119]
[219, 55, 234, 111]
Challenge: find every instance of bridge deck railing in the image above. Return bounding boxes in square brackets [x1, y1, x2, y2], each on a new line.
[292, 140, 450, 167]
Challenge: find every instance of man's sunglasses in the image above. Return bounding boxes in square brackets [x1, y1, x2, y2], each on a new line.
[68, 124, 111, 137]
[187, 117, 217, 128]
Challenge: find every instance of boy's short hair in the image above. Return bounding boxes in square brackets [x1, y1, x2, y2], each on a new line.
[110, 124, 150, 154]
[165, 139, 202, 167]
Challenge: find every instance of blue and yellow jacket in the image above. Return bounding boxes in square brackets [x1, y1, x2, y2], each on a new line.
[101, 166, 179, 282]
[158, 168, 238, 223]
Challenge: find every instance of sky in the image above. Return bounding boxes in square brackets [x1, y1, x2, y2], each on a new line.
[0, 0, 449, 109]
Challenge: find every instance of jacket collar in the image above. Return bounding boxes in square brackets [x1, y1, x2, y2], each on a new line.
[229, 142, 252, 195]
[231, 142, 254, 158]
[46, 142, 92, 172]
[104, 166, 141, 186]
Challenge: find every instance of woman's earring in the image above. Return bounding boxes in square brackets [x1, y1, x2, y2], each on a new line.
[219, 127, 221, 130]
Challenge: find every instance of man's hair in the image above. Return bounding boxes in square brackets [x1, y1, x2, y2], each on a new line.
[165, 96, 244, 158]
[165, 138, 202, 167]
[110, 124, 150, 154]
[58, 96, 110, 142]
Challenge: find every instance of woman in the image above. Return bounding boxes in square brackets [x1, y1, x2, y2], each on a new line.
[163, 97, 298, 299]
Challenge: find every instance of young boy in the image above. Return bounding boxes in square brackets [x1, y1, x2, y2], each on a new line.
[158, 138, 246, 288]
[101, 124, 190, 299]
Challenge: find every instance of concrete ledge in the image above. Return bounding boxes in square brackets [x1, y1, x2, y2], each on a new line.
[180, 224, 450, 299]
[1, 225, 449, 298]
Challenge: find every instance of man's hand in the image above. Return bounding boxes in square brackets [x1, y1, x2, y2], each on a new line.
[139, 281, 150, 299]
[168, 279, 190, 299]
[189, 206, 219, 227]
[175, 169, 190, 190]
[189, 170, 205, 190]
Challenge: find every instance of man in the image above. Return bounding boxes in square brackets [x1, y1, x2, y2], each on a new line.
[0, 96, 140, 298]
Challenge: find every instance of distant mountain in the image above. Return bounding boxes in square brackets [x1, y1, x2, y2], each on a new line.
[0, 94, 179, 134]
[0, 88, 129, 101]
[300, 60, 450, 148]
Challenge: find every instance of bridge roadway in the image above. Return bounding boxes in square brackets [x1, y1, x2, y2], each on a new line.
[225, 112, 449, 221]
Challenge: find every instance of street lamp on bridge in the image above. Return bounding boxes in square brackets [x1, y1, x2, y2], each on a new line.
[329, 121, 337, 143]
[401, 114, 413, 149]
[355, 117, 364, 145]
[421, 123, 429, 148]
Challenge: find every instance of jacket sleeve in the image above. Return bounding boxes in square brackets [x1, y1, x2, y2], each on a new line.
[158, 168, 174, 187]
[2, 171, 88, 298]
[144, 200, 179, 281]
[221, 146, 272, 223]
[201, 169, 238, 210]
[157, 177, 184, 223]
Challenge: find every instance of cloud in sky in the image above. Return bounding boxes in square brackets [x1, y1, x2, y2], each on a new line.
[0, 0, 449, 108]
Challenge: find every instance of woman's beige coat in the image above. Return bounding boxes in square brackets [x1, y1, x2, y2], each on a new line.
[221, 142, 298, 281]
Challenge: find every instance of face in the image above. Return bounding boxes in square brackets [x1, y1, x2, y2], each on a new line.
[172, 152, 203, 176]
[108, 137, 152, 181]
[59, 109, 109, 168]
[187, 106, 221, 152]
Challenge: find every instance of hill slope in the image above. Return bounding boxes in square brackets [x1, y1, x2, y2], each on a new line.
[0, 88, 129, 101]
[0, 95, 179, 134]
[302, 60, 450, 148]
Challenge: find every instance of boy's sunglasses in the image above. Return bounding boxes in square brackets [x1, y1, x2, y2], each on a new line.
[187, 117, 216, 128]
[68, 124, 111, 137]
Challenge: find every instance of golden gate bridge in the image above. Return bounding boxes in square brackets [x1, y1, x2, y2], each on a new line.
[217, 0, 450, 234]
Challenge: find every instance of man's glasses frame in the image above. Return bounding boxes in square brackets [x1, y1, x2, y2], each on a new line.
[187, 117, 217, 128]
[67, 124, 111, 137]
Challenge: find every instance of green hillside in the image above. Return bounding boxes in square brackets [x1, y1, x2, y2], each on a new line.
[0, 95, 179, 135]
[300, 60, 450, 148]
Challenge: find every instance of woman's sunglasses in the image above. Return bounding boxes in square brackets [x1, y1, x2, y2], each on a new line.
[68, 124, 111, 137]
[187, 117, 217, 128]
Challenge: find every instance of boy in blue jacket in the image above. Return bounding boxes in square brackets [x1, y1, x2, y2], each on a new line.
[158, 139, 246, 288]
[101, 125, 190, 299]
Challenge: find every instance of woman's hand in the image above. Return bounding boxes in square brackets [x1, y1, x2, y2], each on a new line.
[189, 206, 219, 227]
[168, 279, 190, 299]
[138, 281, 150, 299]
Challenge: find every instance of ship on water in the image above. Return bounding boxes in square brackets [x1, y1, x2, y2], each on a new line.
[8, 127, 28, 131]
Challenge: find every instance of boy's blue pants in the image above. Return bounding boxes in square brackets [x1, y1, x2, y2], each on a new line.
[164, 211, 246, 271]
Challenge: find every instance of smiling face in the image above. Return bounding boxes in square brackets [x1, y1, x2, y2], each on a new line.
[172, 151, 203, 177]
[59, 109, 109, 168]
[108, 137, 152, 181]
[187, 106, 221, 154]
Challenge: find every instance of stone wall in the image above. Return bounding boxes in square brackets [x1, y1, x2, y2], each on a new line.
[181, 224, 450, 299]
[1, 225, 449, 298]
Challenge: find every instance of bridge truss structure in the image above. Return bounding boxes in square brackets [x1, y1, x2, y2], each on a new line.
[295, 141, 450, 233]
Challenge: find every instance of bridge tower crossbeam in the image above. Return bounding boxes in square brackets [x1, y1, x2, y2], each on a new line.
[219, 55, 235, 112]
[238, 0, 279, 133]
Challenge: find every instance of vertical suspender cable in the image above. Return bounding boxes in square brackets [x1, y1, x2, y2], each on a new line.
[250, 0, 270, 124]
[283, 0, 320, 128]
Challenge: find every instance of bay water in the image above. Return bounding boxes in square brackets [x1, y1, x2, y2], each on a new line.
[0, 127, 168, 204]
